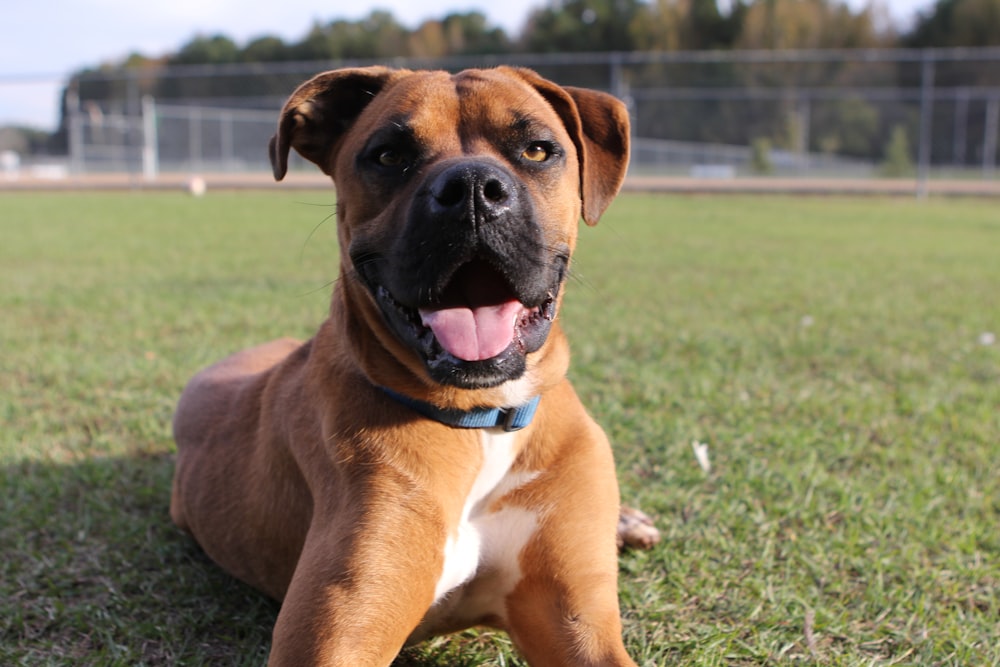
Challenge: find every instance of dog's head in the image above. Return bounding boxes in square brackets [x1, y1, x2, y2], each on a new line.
[269, 67, 629, 403]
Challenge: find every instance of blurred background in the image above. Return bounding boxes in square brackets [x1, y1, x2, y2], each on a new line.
[1, 0, 998, 188]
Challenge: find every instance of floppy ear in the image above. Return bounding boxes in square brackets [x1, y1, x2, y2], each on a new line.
[268, 67, 401, 181]
[508, 68, 631, 225]
[563, 85, 631, 225]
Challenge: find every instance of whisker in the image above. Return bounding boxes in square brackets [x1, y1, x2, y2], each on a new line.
[295, 278, 338, 299]
[565, 267, 600, 294]
[299, 210, 338, 263]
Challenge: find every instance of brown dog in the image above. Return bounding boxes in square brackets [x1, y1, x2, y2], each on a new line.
[170, 66, 652, 666]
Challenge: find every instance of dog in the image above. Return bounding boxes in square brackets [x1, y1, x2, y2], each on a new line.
[170, 65, 657, 666]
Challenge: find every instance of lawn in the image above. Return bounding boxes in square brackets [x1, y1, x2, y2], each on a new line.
[1, 191, 997, 666]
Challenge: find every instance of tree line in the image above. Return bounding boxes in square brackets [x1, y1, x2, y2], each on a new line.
[58, 0, 1000, 125]
[7, 0, 1000, 159]
[198, 0, 993, 62]
[88, 0, 1000, 72]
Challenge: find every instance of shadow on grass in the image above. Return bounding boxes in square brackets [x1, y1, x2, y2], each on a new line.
[1, 451, 277, 665]
[0, 452, 513, 666]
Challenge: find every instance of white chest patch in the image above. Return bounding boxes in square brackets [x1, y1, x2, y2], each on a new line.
[432, 430, 539, 607]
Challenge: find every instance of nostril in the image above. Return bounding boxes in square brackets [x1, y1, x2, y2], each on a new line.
[434, 178, 466, 208]
[427, 163, 515, 217]
[482, 178, 508, 204]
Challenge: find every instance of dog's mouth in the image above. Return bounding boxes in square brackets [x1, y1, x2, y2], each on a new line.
[417, 261, 557, 363]
[371, 258, 560, 388]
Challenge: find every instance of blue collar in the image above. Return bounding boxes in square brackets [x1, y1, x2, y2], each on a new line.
[379, 387, 541, 432]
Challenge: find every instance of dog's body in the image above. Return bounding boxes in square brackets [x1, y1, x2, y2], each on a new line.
[171, 66, 648, 666]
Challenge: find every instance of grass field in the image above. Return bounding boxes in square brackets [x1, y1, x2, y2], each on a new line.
[1, 190, 997, 666]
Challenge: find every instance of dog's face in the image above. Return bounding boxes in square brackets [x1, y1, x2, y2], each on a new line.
[269, 67, 629, 394]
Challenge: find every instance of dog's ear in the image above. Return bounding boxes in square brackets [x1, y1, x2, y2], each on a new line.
[563, 85, 631, 225]
[269, 67, 401, 181]
[509, 68, 630, 226]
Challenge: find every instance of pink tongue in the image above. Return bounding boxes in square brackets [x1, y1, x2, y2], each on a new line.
[419, 300, 523, 361]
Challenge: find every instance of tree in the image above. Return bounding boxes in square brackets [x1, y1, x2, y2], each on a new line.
[812, 97, 881, 157]
[750, 137, 774, 173]
[171, 35, 241, 65]
[283, 12, 409, 60]
[521, 0, 645, 52]
[881, 124, 915, 176]
[353, 10, 410, 58]
[735, 0, 885, 49]
[630, 0, 686, 50]
[905, 0, 1000, 47]
[410, 21, 450, 58]
[288, 22, 333, 60]
[410, 13, 511, 57]
[632, 0, 747, 50]
[0, 126, 51, 154]
[441, 12, 511, 55]
[689, 0, 747, 48]
[242, 36, 292, 62]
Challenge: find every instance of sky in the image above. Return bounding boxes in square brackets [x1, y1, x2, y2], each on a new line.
[1, 0, 934, 132]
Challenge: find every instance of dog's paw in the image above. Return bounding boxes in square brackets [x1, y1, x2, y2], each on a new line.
[616, 505, 661, 551]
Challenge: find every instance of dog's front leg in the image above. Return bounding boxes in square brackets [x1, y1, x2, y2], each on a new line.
[505, 512, 637, 666]
[504, 425, 638, 666]
[505, 529, 637, 665]
[266, 491, 444, 667]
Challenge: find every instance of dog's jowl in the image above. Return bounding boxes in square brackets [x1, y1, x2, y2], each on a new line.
[170, 66, 651, 667]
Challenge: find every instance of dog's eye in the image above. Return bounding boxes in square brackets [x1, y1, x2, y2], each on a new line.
[521, 143, 551, 163]
[377, 149, 407, 168]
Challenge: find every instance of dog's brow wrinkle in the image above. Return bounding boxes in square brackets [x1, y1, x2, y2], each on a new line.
[510, 114, 532, 132]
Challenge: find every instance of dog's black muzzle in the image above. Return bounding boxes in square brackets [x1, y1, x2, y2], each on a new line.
[353, 158, 568, 389]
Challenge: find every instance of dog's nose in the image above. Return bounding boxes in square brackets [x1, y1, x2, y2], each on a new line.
[429, 162, 516, 223]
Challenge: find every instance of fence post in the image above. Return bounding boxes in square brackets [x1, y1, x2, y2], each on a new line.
[141, 96, 158, 181]
[65, 87, 82, 175]
[125, 71, 142, 181]
[221, 111, 234, 172]
[953, 88, 969, 167]
[610, 51, 626, 100]
[983, 96, 998, 178]
[188, 106, 203, 173]
[916, 51, 935, 198]
[797, 96, 811, 169]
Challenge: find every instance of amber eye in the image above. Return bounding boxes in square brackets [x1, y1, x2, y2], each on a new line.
[378, 149, 406, 167]
[521, 143, 550, 162]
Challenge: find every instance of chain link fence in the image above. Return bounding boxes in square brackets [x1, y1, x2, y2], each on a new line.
[10, 48, 1000, 186]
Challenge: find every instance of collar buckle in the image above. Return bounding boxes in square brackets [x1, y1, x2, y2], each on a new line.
[501, 407, 522, 432]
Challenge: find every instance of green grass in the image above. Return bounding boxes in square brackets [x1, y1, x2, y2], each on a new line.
[2, 191, 998, 666]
